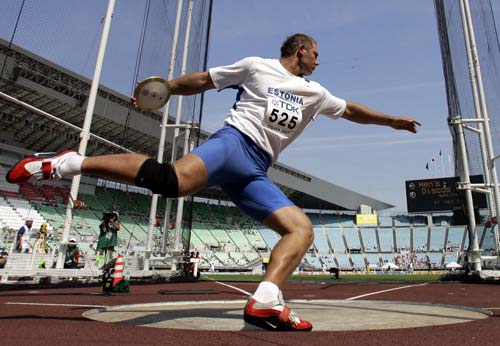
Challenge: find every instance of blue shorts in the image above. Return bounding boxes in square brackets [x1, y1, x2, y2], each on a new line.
[191, 125, 294, 222]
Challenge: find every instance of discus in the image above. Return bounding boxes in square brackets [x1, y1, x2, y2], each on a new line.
[133, 76, 171, 111]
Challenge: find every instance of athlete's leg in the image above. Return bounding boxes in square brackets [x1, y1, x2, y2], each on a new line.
[81, 154, 148, 185]
[261, 205, 314, 287]
[81, 153, 208, 196]
[222, 178, 313, 287]
[7, 151, 208, 198]
[243, 204, 314, 331]
[172, 153, 208, 196]
[223, 179, 313, 331]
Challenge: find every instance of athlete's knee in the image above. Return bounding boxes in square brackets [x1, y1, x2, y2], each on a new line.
[291, 217, 314, 246]
[134, 158, 179, 197]
[302, 225, 314, 247]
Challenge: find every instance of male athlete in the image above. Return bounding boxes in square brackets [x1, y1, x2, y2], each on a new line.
[6, 34, 420, 331]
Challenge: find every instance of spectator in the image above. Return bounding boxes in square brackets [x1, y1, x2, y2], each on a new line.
[16, 218, 33, 253]
[36, 223, 50, 254]
[64, 238, 80, 268]
[0, 251, 7, 268]
[97, 211, 120, 264]
[262, 257, 270, 271]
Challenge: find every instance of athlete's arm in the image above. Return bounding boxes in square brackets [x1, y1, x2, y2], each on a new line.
[167, 71, 216, 95]
[342, 101, 421, 133]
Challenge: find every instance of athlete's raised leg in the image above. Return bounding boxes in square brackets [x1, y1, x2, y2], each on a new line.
[6, 151, 208, 198]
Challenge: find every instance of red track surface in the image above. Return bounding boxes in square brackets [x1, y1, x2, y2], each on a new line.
[0, 281, 499, 346]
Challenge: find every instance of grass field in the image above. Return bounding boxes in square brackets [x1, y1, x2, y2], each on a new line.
[201, 272, 449, 284]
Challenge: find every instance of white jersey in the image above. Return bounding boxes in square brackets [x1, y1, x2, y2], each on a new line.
[18, 224, 32, 252]
[209, 57, 346, 162]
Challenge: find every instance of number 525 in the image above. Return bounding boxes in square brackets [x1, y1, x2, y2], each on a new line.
[269, 108, 298, 129]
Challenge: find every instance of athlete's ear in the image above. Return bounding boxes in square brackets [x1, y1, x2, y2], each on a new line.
[297, 45, 305, 57]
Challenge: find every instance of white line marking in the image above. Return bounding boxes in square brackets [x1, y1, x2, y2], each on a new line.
[483, 307, 500, 310]
[213, 281, 252, 296]
[202, 275, 253, 296]
[5, 302, 107, 308]
[345, 283, 429, 301]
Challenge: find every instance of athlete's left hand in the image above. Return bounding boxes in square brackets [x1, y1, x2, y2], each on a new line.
[390, 117, 421, 133]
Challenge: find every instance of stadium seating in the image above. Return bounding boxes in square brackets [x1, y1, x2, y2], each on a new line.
[244, 229, 268, 250]
[344, 228, 362, 252]
[335, 253, 352, 270]
[351, 253, 366, 270]
[395, 227, 411, 250]
[365, 253, 381, 268]
[320, 254, 336, 269]
[258, 228, 280, 249]
[430, 226, 446, 251]
[0, 196, 48, 230]
[359, 228, 378, 252]
[378, 228, 394, 252]
[313, 227, 330, 253]
[413, 227, 428, 252]
[325, 228, 345, 253]
[304, 254, 321, 269]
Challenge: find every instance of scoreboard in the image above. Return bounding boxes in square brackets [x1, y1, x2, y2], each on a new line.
[405, 175, 487, 213]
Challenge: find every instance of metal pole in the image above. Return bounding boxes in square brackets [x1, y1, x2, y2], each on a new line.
[161, 0, 195, 255]
[462, 0, 500, 252]
[144, 0, 184, 271]
[173, 0, 194, 253]
[160, 199, 173, 254]
[56, 0, 116, 269]
[174, 123, 192, 251]
[451, 116, 481, 272]
[459, 0, 494, 219]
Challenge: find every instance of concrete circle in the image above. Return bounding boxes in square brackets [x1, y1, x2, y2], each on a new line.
[83, 299, 490, 331]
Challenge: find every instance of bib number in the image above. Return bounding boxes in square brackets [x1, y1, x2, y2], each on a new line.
[265, 98, 302, 135]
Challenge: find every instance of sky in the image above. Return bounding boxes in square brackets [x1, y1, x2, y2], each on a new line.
[2, 0, 500, 214]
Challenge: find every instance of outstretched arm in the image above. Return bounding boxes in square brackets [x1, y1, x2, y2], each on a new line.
[167, 71, 216, 95]
[342, 102, 421, 133]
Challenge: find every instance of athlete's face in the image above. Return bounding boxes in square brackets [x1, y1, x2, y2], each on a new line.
[298, 43, 319, 76]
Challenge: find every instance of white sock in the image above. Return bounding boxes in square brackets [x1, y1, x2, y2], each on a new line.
[58, 154, 84, 177]
[252, 281, 280, 306]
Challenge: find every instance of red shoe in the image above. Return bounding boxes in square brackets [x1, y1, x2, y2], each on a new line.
[243, 296, 313, 332]
[6, 150, 79, 184]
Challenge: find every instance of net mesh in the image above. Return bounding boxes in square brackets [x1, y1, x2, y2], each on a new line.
[434, 0, 500, 177]
[0, 0, 211, 255]
[434, 0, 500, 253]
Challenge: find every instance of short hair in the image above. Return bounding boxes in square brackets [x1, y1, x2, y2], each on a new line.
[280, 34, 317, 58]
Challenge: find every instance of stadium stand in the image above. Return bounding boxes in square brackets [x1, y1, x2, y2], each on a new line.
[359, 228, 378, 252]
[313, 227, 330, 253]
[365, 253, 381, 268]
[395, 227, 411, 250]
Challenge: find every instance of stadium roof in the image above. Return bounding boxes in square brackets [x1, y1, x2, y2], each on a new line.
[0, 38, 393, 211]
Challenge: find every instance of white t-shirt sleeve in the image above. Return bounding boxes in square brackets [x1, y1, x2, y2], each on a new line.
[318, 88, 347, 119]
[208, 57, 258, 90]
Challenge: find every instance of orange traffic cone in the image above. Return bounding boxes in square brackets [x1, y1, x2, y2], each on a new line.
[112, 255, 124, 287]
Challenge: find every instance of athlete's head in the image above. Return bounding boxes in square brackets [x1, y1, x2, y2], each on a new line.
[280, 33, 318, 76]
